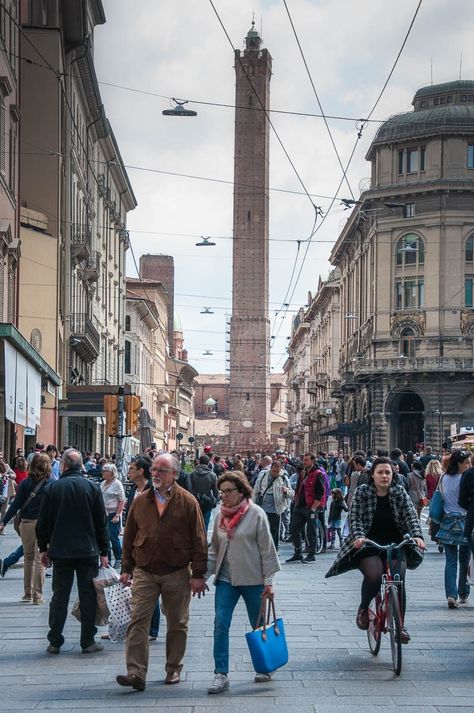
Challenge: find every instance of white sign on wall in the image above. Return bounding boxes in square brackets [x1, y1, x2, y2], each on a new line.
[4, 341, 16, 423]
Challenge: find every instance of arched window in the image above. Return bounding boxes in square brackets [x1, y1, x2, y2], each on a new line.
[400, 327, 416, 358]
[396, 234, 425, 267]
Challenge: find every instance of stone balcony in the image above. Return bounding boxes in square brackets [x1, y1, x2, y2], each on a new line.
[353, 356, 474, 377]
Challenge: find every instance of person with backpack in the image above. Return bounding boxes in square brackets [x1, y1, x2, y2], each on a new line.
[190, 455, 219, 531]
[252, 459, 293, 551]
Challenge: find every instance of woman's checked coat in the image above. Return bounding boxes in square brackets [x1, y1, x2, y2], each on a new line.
[326, 482, 424, 578]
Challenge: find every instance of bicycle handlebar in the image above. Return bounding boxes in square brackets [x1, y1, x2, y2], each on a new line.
[361, 534, 417, 551]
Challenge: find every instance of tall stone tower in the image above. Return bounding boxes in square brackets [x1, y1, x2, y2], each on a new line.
[228, 23, 272, 454]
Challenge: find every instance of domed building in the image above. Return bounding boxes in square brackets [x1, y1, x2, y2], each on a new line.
[329, 80, 474, 452]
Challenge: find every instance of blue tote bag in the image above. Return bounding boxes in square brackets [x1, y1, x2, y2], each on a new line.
[429, 476, 445, 524]
[245, 598, 288, 674]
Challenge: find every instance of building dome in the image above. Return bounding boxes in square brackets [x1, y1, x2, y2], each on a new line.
[368, 80, 474, 153]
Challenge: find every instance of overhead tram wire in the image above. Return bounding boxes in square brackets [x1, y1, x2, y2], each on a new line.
[282, 0, 355, 201]
[98, 79, 385, 124]
[270, 0, 425, 357]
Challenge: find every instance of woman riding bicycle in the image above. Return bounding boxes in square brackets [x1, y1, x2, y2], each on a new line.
[326, 456, 425, 643]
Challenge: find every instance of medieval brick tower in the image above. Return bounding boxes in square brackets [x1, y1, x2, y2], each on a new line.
[228, 23, 272, 453]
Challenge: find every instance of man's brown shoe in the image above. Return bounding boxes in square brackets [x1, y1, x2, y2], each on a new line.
[165, 672, 180, 685]
[116, 674, 146, 691]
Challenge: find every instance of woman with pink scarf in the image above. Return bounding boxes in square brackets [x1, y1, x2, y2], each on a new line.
[206, 471, 280, 695]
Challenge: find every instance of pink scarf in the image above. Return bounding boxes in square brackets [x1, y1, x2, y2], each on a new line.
[219, 498, 251, 540]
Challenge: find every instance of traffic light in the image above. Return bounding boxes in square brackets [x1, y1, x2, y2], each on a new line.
[104, 395, 119, 437]
[125, 394, 141, 435]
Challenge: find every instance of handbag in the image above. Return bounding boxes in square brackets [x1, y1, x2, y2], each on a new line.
[105, 582, 133, 641]
[245, 597, 288, 674]
[13, 479, 46, 535]
[428, 476, 444, 524]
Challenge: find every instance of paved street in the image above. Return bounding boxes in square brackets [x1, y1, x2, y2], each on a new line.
[1, 525, 474, 713]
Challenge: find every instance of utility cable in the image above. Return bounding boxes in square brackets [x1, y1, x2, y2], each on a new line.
[282, 0, 355, 201]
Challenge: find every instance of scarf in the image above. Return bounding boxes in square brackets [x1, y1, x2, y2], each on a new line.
[219, 498, 251, 540]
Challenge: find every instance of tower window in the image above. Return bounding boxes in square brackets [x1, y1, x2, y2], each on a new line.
[247, 211, 251, 221]
[468, 144, 474, 169]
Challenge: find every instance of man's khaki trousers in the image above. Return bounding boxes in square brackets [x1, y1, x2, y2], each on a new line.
[126, 566, 191, 679]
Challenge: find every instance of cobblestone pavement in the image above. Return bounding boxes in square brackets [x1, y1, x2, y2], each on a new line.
[1, 526, 474, 713]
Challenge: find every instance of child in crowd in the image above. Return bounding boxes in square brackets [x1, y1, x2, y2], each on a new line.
[327, 488, 348, 550]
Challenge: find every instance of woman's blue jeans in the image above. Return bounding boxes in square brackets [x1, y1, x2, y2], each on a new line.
[444, 543, 471, 599]
[213, 580, 263, 674]
[107, 514, 122, 561]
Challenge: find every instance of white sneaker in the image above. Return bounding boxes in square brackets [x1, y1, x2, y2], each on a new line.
[447, 597, 459, 609]
[255, 672, 272, 683]
[208, 673, 229, 694]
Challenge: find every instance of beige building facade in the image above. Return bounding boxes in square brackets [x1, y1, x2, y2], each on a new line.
[19, 1, 136, 455]
[125, 278, 170, 451]
[285, 80, 474, 455]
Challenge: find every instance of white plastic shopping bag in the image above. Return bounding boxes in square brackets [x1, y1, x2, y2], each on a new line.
[105, 583, 132, 641]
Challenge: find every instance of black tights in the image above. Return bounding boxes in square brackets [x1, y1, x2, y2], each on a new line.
[358, 555, 407, 615]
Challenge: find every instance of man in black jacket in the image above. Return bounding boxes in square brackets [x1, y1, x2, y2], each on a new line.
[190, 454, 218, 531]
[36, 449, 109, 655]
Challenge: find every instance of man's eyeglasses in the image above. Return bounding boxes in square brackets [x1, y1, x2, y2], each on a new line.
[219, 488, 238, 496]
[153, 468, 175, 475]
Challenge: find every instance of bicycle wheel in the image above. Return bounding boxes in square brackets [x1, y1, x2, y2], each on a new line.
[387, 585, 402, 675]
[367, 595, 382, 655]
[315, 520, 325, 554]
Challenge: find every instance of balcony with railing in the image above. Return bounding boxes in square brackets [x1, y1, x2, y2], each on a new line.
[82, 251, 100, 283]
[70, 224, 91, 264]
[354, 356, 474, 377]
[70, 313, 100, 363]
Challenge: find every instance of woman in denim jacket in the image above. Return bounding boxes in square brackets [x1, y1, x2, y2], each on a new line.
[436, 450, 471, 608]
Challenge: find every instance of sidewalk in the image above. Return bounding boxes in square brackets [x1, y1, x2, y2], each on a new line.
[1, 526, 474, 712]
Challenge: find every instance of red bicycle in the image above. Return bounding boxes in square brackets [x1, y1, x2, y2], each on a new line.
[364, 535, 415, 675]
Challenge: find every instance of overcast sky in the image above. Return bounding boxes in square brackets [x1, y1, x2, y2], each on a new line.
[94, 0, 474, 374]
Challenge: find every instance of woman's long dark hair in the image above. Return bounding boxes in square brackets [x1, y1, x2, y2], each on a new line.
[368, 456, 394, 478]
[445, 450, 470, 475]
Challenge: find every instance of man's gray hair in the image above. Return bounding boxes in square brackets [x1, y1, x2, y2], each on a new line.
[153, 452, 180, 473]
[61, 448, 83, 470]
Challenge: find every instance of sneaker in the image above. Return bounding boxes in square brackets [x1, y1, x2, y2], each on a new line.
[46, 644, 60, 654]
[302, 554, 315, 563]
[285, 554, 303, 563]
[208, 673, 229, 694]
[148, 636, 157, 641]
[400, 627, 411, 644]
[447, 597, 459, 609]
[32, 599, 45, 605]
[82, 642, 104, 653]
[356, 607, 369, 630]
[255, 672, 272, 682]
[20, 595, 32, 603]
[459, 595, 469, 604]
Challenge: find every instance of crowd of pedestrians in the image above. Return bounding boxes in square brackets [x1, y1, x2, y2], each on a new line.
[1, 440, 474, 693]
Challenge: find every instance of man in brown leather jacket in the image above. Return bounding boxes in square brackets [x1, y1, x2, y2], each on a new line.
[116, 453, 207, 691]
